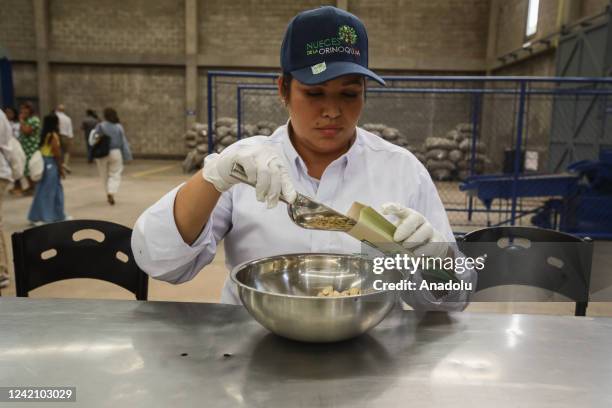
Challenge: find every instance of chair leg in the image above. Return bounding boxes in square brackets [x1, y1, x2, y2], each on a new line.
[575, 302, 587, 316]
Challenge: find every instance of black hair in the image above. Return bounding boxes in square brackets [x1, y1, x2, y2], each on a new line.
[278, 73, 367, 104]
[39, 113, 59, 147]
[86, 109, 99, 120]
[279, 73, 293, 101]
[19, 101, 35, 115]
[3, 106, 18, 121]
[103, 107, 120, 124]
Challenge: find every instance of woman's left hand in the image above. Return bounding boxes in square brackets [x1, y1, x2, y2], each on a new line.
[381, 202, 449, 258]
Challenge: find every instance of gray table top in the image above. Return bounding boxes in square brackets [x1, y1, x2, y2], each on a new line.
[1, 297, 611, 408]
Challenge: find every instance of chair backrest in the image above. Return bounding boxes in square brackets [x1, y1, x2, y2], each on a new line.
[11, 220, 148, 300]
[457, 226, 593, 316]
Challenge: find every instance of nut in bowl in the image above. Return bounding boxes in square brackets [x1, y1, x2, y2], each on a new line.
[231, 253, 399, 343]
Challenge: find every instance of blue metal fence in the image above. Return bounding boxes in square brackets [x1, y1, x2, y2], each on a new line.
[207, 71, 612, 235]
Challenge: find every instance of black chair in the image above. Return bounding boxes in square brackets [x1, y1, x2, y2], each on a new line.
[457, 226, 593, 316]
[11, 220, 148, 300]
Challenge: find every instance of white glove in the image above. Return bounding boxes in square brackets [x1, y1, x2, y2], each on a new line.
[381, 202, 449, 258]
[203, 144, 297, 208]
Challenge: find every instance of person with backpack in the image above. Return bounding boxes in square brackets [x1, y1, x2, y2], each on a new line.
[89, 107, 132, 205]
[27, 113, 68, 226]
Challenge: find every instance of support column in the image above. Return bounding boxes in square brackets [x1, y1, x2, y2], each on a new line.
[485, 0, 500, 74]
[336, 0, 348, 11]
[185, 0, 198, 131]
[33, 0, 51, 115]
[557, 0, 582, 30]
[555, 0, 582, 48]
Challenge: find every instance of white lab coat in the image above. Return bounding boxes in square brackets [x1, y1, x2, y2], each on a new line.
[131, 125, 476, 310]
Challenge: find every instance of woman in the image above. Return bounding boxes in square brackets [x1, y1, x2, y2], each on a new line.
[4, 106, 29, 196]
[18, 101, 41, 195]
[132, 6, 475, 310]
[90, 107, 132, 205]
[27, 113, 66, 225]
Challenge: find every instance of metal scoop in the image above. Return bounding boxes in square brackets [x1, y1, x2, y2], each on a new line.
[230, 162, 357, 232]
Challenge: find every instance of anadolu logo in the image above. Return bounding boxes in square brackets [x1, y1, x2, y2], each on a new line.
[338, 25, 357, 45]
[305, 25, 361, 57]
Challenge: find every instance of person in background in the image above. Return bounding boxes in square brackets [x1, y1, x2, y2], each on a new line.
[90, 107, 132, 205]
[3, 107, 20, 139]
[18, 101, 40, 195]
[55, 104, 74, 174]
[81, 109, 99, 163]
[27, 113, 67, 226]
[0, 110, 14, 288]
[4, 106, 30, 196]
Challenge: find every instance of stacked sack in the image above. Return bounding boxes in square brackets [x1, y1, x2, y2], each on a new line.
[453, 123, 489, 180]
[182, 122, 209, 173]
[213, 118, 279, 151]
[182, 117, 279, 173]
[212, 117, 239, 154]
[254, 120, 277, 137]
[423, 136, 459, 181]
[361, 123, 411, 148]
[361, 122, 425, 163]
[422, 123, 490, 181]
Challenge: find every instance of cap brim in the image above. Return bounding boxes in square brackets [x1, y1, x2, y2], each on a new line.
[290, 61, 386, 86]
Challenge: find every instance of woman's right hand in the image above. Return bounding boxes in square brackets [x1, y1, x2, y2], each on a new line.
[202, 144, 297, 208]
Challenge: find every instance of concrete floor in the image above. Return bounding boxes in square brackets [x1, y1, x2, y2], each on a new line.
[3, 158, 227, 303]
[3, 158, 611, 317]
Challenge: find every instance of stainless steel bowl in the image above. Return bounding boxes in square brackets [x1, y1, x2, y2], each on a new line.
[231, 253, 398, 343]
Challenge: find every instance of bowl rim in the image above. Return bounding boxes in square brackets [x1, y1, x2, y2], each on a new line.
[230, 252, 394, 300]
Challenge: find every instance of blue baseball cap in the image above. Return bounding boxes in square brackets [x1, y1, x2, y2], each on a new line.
[280, 6, 385, 86]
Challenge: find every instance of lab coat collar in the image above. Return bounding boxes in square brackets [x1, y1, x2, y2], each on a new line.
[275, 120, 363, 178]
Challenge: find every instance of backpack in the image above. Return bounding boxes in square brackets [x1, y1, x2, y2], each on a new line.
[91, 129, 110, 159]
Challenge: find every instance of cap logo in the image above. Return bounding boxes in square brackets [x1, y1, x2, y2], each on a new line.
[304, 25, 361, 57]
[338, 25, 357, 45]
[311, 62, 327, 75]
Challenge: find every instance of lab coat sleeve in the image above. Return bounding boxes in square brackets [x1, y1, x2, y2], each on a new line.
[131, 183, 233, 284]
[399, 163, 477, 311]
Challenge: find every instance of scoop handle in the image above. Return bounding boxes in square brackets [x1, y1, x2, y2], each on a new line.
[229, 162, 290, 204]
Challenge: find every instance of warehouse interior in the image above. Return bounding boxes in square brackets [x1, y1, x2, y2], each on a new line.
[2, 0, 609, 156]
[3, 1, 612, 406]
[1, 0, 611, 309]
